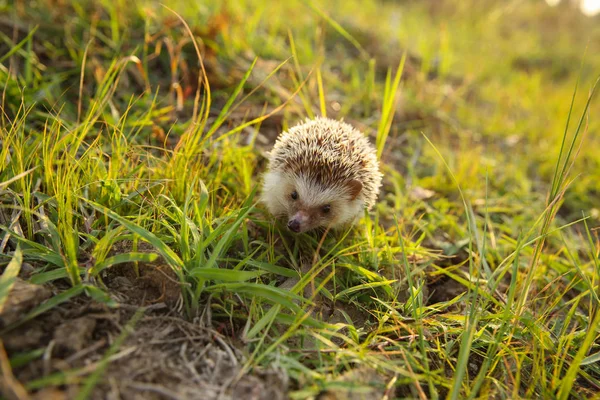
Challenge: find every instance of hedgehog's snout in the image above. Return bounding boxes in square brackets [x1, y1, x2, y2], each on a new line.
[288, 210, 310, 233]
[287, 219, 301, 233]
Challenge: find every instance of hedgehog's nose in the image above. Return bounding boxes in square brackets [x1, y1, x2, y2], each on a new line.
[287, 219, 301, 233]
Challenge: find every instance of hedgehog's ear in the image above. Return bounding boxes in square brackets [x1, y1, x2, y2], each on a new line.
[346, 179, 363, 200]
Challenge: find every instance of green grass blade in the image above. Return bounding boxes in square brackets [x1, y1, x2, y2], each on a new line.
[333, 280, 397, 301]
[305, 1, 368, 58]
[90, 252, 159, 276]
[9, 348, 45, 369]
[244, 260, 298, 278]
[557, 311, 600, 399]
[0, 26, 39, 64]
[84, 199, 184, 271]
[0, 246, 22, 312]
[190, 268, 264, 282]
[581, 351, 600, 366]
[206, 282, 306, 311]
[376, 51, 406, 159]
[29, 268, 82, 285]
[83, 285, 118, 307]
[316, 67, 327, 117]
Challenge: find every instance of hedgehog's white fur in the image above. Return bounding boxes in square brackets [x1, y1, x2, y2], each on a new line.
[261, 117, 382, 233]
[261, 171, 365, 225]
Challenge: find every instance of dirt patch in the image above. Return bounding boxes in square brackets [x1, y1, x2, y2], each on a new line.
[104, 263, 182, 307]
[426, 276, 466, 306]
[0, 264, 288, 400]
[53, 316, 97, 355]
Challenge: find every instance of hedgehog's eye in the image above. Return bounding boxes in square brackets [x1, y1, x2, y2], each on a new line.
[291, 191, 298, 200]
[322, 205, 331, 214]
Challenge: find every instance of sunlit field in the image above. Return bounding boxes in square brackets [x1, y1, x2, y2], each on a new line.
[1, 0, 599, 398]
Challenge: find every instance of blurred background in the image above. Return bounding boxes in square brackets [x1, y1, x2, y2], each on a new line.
[548, 0, 600, 16]
[4, 0, 599, 221]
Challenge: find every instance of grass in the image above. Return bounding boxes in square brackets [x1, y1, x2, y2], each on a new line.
[1, 0, 600, 398]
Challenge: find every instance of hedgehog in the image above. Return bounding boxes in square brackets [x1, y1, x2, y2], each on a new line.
[261, 117, 382, 233]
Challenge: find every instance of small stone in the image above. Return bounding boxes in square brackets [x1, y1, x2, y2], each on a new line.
[19, 262, 35, 278]
[53, 317, 97, 355]
[0, 278, 51, 328]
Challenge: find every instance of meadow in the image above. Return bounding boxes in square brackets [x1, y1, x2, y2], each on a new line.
[1, 0, 600, 398]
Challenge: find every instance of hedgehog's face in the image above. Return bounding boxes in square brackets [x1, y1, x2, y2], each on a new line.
[261, 171, 364, 233]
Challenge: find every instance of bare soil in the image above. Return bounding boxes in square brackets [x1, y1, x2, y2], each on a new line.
[1, 238, 468, 400]
[0, 264, 288, 400]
